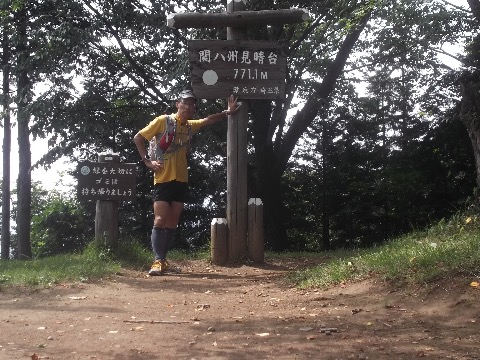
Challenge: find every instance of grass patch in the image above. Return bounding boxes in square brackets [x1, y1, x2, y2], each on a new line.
[2, 213, 480, 289]
[0, 245, 121, 287]
[289, 213, 480, 288]
[0, 239, 211, 289]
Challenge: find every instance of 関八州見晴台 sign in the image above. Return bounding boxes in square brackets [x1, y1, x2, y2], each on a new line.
[188, 40, 286, 100]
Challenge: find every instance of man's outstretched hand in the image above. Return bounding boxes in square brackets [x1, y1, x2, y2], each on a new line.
[227, 95, 241, 115]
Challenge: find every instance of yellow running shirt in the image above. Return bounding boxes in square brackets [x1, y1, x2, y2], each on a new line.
[139, 114, 204, 184]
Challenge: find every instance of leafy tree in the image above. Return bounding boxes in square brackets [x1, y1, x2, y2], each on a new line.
[240, 0, 374, 250]
[8, 181, 92, 257]
[30, 189, 93, 258]
[246, 0, 469, 250]
[0, 0, 95, 258]
[286, 76, 475, 251]
[16, 0, 373, 252]
[28, 0, 233, 250]
[11, 0, 474, 255]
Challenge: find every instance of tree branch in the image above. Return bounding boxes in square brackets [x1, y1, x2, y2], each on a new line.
[277, 11, 371, 172]
[79, 0, 170, 105]
[439, 0, 472, 12]
[467, 0, 480, 21]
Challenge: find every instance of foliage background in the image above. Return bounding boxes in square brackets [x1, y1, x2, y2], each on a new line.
[0, 0, 478, 258]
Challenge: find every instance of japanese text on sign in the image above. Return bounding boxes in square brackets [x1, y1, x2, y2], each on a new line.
[77, 162, 136, 201]
[188, 40, 286, 100]
[198, 49, 278, 65]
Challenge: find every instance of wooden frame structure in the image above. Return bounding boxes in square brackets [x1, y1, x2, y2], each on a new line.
[167, 1, 309, 262]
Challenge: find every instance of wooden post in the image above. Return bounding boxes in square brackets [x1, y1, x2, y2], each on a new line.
[226, 0, 248, 261]
[211, 218, 228, 265]
[248, 198, 264, 263]
[95, 153, 119, 248]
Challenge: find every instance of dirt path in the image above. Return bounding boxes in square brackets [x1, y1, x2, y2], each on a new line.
[0, 259, 479, 360]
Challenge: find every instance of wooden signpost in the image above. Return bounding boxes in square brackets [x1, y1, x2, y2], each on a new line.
[168, 1, 309, 263]
[77, 160, 136, 201]
[77, 153, 136, 247]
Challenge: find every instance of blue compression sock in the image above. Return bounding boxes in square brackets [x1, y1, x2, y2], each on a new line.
[151, 227, 167, 260]
[165, 228, 175, 254]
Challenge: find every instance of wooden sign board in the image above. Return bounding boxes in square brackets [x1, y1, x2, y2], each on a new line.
[77, 162, 136, 201]
[188, 40, 286, 100]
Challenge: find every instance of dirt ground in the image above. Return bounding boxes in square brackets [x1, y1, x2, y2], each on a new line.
[0, 258, 479, 360]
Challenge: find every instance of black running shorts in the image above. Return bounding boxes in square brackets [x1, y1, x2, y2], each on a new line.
[153, 180, 188, 203]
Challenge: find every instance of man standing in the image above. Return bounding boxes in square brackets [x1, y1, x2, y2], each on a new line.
[134, 90, 239, 275]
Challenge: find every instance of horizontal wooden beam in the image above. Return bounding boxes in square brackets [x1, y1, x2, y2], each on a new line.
[167, 9, 310, 29]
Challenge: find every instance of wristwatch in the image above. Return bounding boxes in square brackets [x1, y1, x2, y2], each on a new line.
[142, 154, 150, 162]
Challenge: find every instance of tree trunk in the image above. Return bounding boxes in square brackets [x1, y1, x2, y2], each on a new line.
[260, 157, 287, 251]
[15, 6, 32, 259]
[251, 13, 371, 251]
[320, 114, 331, 251]
[463, 1, 480, 195]
[321, 206, 330, 251]
[1, 23, 11, 260]
[321, 160, 331, 251]
[250, 99, 288, 251]
[460, 80, 480, 193]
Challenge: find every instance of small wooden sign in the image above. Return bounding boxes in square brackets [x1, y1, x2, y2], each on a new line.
[77, 161, 136, 201]
[188, 40, 286, 100]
